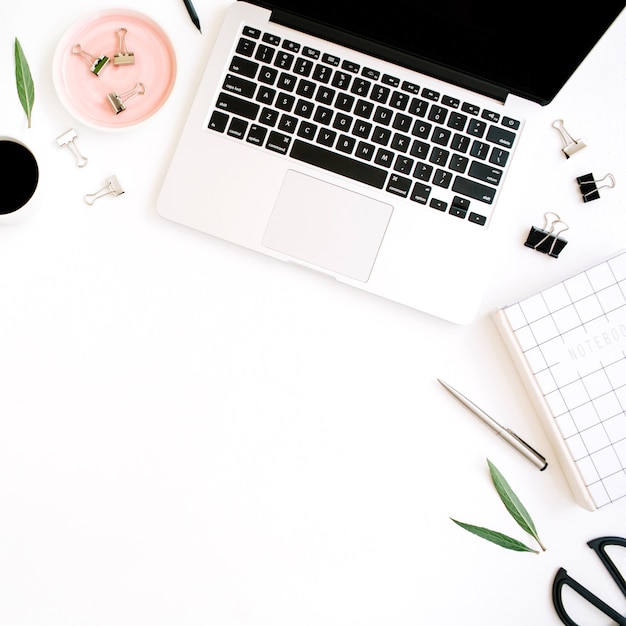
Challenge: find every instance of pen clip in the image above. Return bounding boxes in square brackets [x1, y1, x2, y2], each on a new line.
[505, 429, 548, 470]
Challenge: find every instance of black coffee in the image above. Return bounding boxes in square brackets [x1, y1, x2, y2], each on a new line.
[0, 140, 39, 214]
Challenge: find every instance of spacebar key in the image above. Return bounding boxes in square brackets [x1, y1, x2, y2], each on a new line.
[290, 140, 387, 189]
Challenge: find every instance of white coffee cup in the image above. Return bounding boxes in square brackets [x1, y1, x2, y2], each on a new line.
[0, 136, 42, 223]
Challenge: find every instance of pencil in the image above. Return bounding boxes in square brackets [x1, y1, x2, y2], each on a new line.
[182, 0, 202, 32]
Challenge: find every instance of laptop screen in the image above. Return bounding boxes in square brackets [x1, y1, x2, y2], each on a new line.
[254, 0, 625, 105]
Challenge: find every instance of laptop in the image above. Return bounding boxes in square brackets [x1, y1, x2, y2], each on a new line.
[157, 0, 624, 323]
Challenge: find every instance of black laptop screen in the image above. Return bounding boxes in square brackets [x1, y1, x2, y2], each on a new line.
[252, 0, 625, 105]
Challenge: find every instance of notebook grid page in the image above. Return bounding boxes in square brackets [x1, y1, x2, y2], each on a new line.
[502, 252, 626, 508]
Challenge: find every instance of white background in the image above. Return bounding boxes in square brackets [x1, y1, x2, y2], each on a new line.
[2, 1, 626, 624]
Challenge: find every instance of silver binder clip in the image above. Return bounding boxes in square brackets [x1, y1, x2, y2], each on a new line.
[524, 212, 569, 258]
[56, 129, 88, 168]
[113, 28, 135, 65]
[71, 44, 110, 76]
[577, 172, 616, 202]
[552, 119, 586, 158]
[107, 82, 146, 114]
[84, 176, 125, 205]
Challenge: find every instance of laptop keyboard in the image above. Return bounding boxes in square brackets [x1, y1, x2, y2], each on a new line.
[207, 25, 522, 227]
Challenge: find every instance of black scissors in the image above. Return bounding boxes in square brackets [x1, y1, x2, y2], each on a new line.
[552, 536, 626, 625]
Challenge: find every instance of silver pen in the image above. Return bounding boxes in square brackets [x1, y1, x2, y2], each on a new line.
[438, 379, 548, 471]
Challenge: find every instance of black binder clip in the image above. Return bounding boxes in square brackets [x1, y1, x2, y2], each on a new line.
[552, 119, 586, 158]
[576, 172, 616, 202]
[524, 212, 569, 258]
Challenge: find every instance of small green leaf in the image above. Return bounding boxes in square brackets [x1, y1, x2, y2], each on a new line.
[487, 458, 546, 551]
[450, 518, 539, 553]
[15, 37, 35, 128]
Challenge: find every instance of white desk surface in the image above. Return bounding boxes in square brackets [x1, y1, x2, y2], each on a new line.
[2, 2, 626, 624]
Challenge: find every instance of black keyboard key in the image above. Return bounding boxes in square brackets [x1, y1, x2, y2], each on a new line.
[352, 120, 372, 138]
[331, 71, 351, 89]
[291, 140, 388, 188]
[409, 98, 428, 117]
[373, 106, 393, 125]
[489, 147, 509, 167]
[216, 92, 260, 120]
[303, 46, 320, 60]
[208, 110, 229, 132]
[452, 176, 496, 204]
[255, 44, 275, 64]
[274, 52, 294, 70]
[277, 72, 297, 91]
[413, 162, 433, 181]
[410, 182, 431, 204]
[313, 106, 333, 125]
[410, 140, 429, 160]
[390, 91, 409, 110]
[421, 88, 439, 101]
[486, 125, 516, 148]
[266, 131, 292, 154]
[354, 99, 374, 119]
[297, 120, 317, 140]
[278, 114, 298, 133]
[262, 33, 280, 46]
[468, 212, 487, 225]
[276, 93, 295, 111]
[236, 38, 256, 57]
[374, 148, 394, 168]
[315, 86, 336, 105]
[351, 79, 371, 97]
[449, 205, 467, 218]
[229, 56, 258, 78]
[243, 27, 260, 39]
[227, 117, 248, 139]
[317, 128, 337, 147]
[258, 66, 278, 85]
[468, 161, 502, 186]
[370, 85, 390, 103]
[296, 79, 316, 98]
[387, 174, 411, 197]
[222, 74, 256, 98]
[259, 107, 279, 126]
[247, 124, 268, 145]
[433, 169, 452, 188]
[313, 64, 332, 83]
[432, 127, 451, 146]
[337, 134, 356, 154]
[428, 105, 448, 124]
[502, 116, 521, 130]
[355, 141, 375, 160]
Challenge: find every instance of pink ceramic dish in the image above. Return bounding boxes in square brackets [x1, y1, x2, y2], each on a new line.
[53, 9, 176, 130]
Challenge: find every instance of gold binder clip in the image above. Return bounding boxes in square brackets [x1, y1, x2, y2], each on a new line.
[113, 28, 135, 65]
[107, 82, 146, 114]
[56, 129, 88, 168]
[524, 212, 569, 258]
[552, 119, 586, 158]
[71, 44, 109, 76]
[84, 176, 125, 205]
[576, 172, 616, 202]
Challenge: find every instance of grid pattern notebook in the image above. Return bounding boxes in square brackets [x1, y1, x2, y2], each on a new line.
[493, 251, 626, 511]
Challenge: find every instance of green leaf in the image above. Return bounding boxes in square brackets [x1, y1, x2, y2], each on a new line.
[450, 518, 539, 553]
[15, 37, 35, 128]
[487, 458, 546, 551]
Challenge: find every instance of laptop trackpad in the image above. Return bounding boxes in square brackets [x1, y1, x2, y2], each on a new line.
[262, 170, 393, 282]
